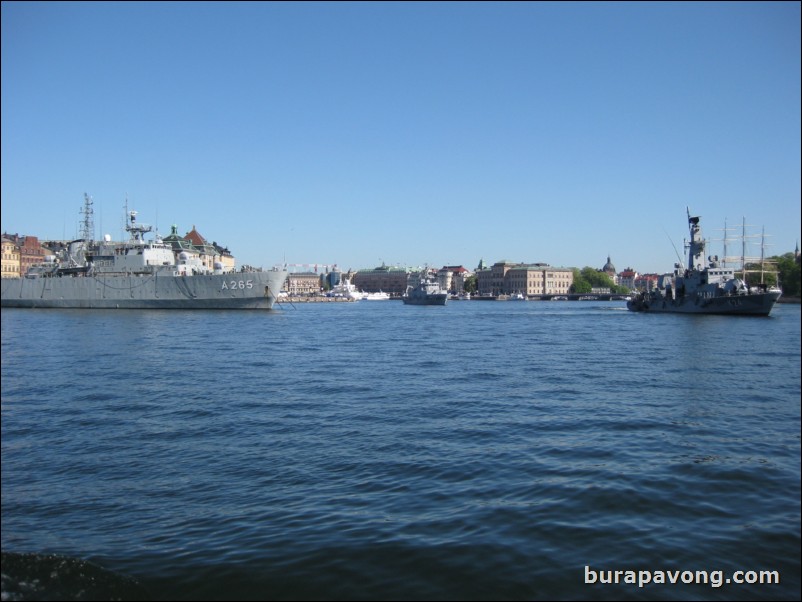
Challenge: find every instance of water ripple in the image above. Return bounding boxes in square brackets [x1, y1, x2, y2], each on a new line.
[2, 302, 800, 600]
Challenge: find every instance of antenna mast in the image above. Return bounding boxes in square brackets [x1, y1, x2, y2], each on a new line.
[80, 193, 95, 242]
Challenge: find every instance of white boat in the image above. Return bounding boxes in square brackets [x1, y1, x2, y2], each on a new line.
[327, 279, 364, 301]
[364, 291, 390, 301]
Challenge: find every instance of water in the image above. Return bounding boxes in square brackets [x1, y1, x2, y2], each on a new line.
[2, 301, 800, 601]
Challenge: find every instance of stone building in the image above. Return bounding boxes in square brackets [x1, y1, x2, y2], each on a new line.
[601, 255, 618, 284]
[438, 265, 471, 294]
[285, 272, 321, 296]
[1, 237, 20, 278]
[184, 226, 220, 272]
[618, 267, 639, 290]
[476, 260, 573, 297]
[505, 264, 574, 296]
[3, 234, 49, 277]
[352, 263, 410, 295]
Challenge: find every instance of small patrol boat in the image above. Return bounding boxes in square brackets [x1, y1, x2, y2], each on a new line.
[402, 271, 448, 306]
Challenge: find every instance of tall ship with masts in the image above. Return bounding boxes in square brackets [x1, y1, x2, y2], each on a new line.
[627, 209, 781, 316]
[1, 195, 287, 309]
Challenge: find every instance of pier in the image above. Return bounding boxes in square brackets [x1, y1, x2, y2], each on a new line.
[475, 294, 631, 301]
[277, 296, 356, 304]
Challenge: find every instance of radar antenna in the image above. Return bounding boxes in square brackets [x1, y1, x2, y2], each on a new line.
[80, 193, 95, 242]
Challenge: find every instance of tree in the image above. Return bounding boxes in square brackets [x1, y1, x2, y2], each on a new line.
[775, 252, 801, 297]
[463, 275, 478, 294]
[569, 268, 591, 294]
[569, 267, 629, 294]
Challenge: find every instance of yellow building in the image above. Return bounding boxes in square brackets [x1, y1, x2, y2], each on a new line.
[1, 237, 20, 278]
[506, 264, 574, 296]
[2, 235, 49, 278]
[214, 245, 237, 272]
[477, 261, 573, 296]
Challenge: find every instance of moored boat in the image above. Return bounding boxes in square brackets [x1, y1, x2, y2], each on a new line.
[627, 209, 781, 316]
[327, 279, 364, 301]
[364, 290, 391, 301]
[402, 271, 448, 306]
[1, 199, 287, 310]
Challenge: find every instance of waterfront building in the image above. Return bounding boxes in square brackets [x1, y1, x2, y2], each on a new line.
[1, 237, 20, 278]
[3, 234, 49, 277]
[163, 225, 197, 254]
[490, 260, 512, 295]
[162, 225, 237, 273]
[324, 270, 342, 291]
[352, 263, 410, 295]
[184, 226, 221, 272]
[601, 255, 618, 284]
[499, 262, 529, 296]
[618, 267, 639, 290]
[634, 273, 660, 291]
[285, 272, 321, 296]
[438, 265, 472, 294]
[163, 226, 204, 270]
[477, 261, 573, 296]
[212, 242, 236, 272]
[475, 260, 517, 296]
[475, 262, 493, 295]
[505, 264, 574, 296]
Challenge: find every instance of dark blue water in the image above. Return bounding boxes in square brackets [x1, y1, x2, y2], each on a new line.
[2, 301, 800, 600]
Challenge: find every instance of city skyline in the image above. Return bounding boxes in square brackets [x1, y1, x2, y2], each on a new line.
[2, 2, 800, 275]
[3, 208, 790, 280]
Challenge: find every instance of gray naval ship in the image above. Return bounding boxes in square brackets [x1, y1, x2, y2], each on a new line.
[627, 209, 781, 316]
[2, 207, 288, 310]
[403, 270, 448, 305]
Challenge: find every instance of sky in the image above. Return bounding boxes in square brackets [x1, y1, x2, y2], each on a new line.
[2, 1, 800, 275]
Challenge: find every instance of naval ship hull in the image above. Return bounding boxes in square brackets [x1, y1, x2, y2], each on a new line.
[1, 270, 287, 310]
[402, 294, 448, 306]
[627, 290, 781, 316]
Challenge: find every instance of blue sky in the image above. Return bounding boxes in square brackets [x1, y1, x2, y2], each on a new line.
[2, 1, 799, 274]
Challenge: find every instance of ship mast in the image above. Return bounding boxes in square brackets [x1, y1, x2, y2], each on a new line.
[123, 196, 152, 243]
[741, 217, 747, 279]
[80, 193, 95, 242]
[686, 208, 705, 271]
[720, 216, 773, 284]
[126, 210, 152, 242]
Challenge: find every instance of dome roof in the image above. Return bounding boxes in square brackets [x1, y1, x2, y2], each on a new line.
[602, 255, 616, 273]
